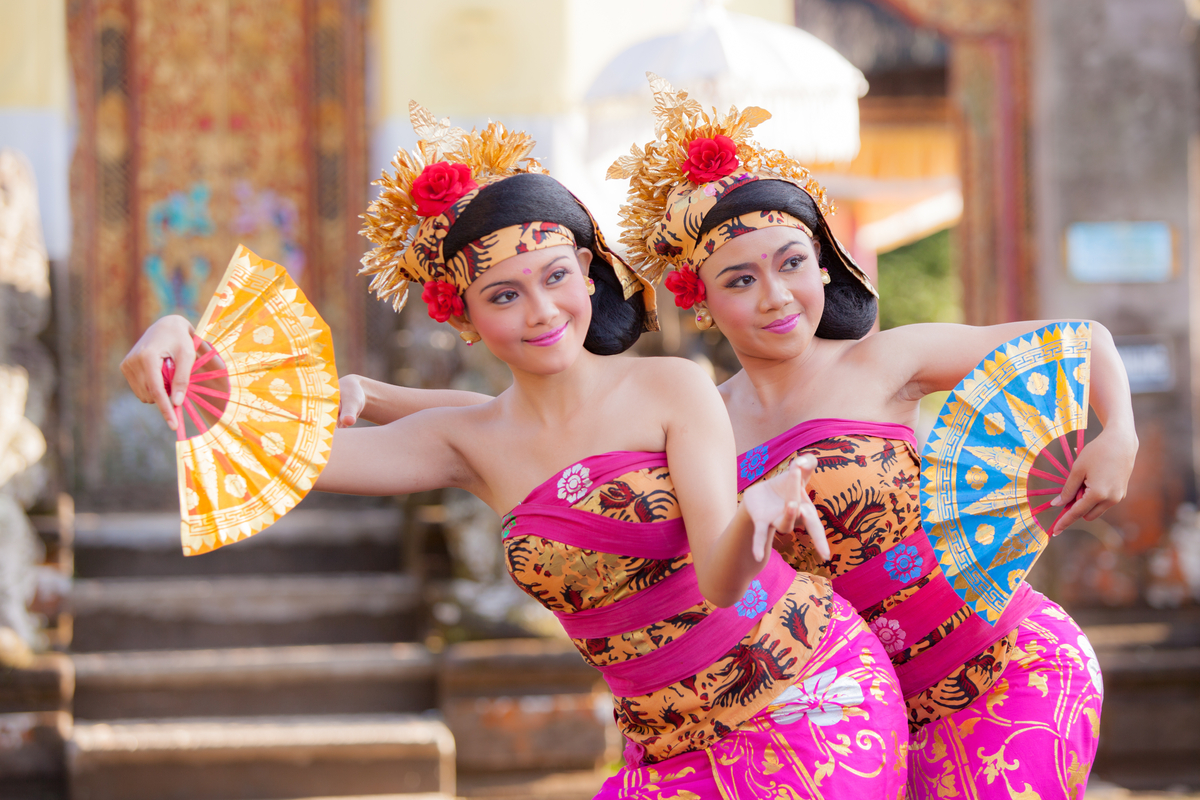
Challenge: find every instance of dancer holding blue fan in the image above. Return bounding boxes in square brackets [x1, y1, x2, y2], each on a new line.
[607, 77, 1136, 799]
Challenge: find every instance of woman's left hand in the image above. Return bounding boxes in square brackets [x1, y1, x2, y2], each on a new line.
[741, 455, 829, 562]
[1050, 425, 1138, 533]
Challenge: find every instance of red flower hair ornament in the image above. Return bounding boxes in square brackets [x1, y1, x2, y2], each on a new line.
[411, 162, 478, 217]
[422, 280, 465, 322]
[681, 135, 739, 184]
[664, 267, 706, 310]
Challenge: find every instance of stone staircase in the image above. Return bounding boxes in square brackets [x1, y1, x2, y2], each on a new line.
[1081, 608, 1200, 791]
[65, 507, 457, 800]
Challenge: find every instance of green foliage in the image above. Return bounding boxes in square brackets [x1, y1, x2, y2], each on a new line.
[876, 228, 962, 330]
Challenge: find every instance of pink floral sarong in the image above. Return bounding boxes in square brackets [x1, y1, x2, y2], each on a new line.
[596, 592, 909, 800]
[907, 598, 1104, 800]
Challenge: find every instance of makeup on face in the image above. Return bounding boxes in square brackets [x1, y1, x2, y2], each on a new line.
[526, 321, 568, 347]
[762, 313, 800, 334]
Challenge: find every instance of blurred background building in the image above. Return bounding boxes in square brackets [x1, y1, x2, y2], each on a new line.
[1, 0, 1198, 798]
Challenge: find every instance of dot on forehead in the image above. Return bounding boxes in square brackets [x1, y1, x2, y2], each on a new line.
[761, 253, 768, 259]
[522, 268, 532, 274]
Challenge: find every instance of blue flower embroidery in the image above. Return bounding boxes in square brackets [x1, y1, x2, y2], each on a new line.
[884, 544, 923, 584]
[735, 580, 769, 618]
[739, 445, 770, 482]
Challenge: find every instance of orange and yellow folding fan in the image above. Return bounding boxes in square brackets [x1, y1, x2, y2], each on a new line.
[161, 245, 339, 555]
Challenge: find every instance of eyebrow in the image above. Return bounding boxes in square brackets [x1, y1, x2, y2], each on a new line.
[478, 254, 572, 292]
[713, 240, 806, 279]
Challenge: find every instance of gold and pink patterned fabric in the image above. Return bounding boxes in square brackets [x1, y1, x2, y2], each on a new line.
[907, 599, 1103, 799]
[737, 420, 1043, 731]
[594, 590, 908, 799]
[502, 450, 909, 796]
[737, 420, 1103, 797]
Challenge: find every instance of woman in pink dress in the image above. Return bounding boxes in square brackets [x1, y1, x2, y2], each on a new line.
[607, 80, 1135, 799]
[122, 112, 909, 799]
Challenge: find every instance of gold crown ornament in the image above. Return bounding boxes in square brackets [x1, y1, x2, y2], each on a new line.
[359, 102, 547, 320]
[607, 74, 876, 311]
[360, 103, 654, 326]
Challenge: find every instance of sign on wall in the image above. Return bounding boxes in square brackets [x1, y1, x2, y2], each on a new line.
[1066, 221, 1174, 283]
[1114, 336, 1175, 394]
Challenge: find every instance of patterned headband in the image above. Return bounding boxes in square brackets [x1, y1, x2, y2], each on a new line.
[361, 103, 655, 324]
[608, 74, 877, 311]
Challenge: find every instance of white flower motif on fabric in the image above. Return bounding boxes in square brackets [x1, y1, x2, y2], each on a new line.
[984, 412, 1006, 435]
[253, 325, 275, 345]
[771, 668, 865, 727]
[1026, 372, 1050, 396]
[556, 464, 592, 503]
[185, 487, 200, 511]
[269, 378, 292, 402]
[214, 288, 234, 307]
[223, 473, 248, 498]
[260, 431, 286, 457]
[1077, 633, 1104, 695]
[869, 617, 906, 655]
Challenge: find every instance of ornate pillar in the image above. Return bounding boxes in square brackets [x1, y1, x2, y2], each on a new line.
[66, 0, 368, 501]
[874, 0, 1035, 324]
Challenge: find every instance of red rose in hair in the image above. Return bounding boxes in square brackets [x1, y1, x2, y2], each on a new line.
[664, 268, 706, 310]
[422, 280, 465, 322]
[411, 162, 477, 217]
[680, 135, 739, 184]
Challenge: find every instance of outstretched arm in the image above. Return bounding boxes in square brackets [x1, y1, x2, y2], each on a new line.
[316, 405, 480, 497]
[120, 316, 492, 430]
[338, 375, 491, 427]
[891, 319, 1137, 533]
[654, 360, 828, 607]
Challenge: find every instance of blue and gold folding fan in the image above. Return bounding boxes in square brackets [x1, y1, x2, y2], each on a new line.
[921, 323, 1092, 623]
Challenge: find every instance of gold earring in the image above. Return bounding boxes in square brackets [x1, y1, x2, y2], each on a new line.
[820, 267, 831, 285]
[695, 308, 714, 330]
[459, 330, 481, 345]
[586, 277, 595, 296]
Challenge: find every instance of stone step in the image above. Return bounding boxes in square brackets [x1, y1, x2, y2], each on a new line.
[0, 711, 70, 792]
[440, 639, 617, 774]
[68, 715, 455, 800]
[1084, 616, 1200, 790]
[0, 653, 74, 713]
[70, 574, 423, 652]
[73, 509, 404, 578]
[73, 643, 438, 720]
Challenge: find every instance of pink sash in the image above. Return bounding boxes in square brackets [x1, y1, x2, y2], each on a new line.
[508, 450, 800, 698]
[736, 417, 918, 493]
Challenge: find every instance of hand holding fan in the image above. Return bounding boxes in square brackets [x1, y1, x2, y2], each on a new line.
[921, 323, 1091, 623]
[163, 245, 339, 555]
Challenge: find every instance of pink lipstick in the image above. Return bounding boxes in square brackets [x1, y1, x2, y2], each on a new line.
[763, 314, 800, 334]
[527, 322, 568, 346]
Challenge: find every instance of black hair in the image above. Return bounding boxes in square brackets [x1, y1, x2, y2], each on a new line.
[697, 179, 877, 339]
[443, 172, 647, 355]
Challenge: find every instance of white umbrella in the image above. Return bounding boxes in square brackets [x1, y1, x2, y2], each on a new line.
[584, 0, 868, 165]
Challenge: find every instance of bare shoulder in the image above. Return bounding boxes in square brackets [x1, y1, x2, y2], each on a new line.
[629, 356, 716, 396]
[406, 395, 504, 444]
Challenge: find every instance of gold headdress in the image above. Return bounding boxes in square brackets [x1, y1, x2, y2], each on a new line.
[359, 102, 546, 317]
[360, 102, 655, 327]
[607, 74, 875, 310]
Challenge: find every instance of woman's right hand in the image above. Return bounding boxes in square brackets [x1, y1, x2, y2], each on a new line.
[740, 455, 829, 562]
[120, 315, 196, 431]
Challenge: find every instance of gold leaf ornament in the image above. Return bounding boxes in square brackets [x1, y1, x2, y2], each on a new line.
[608, 73, 835, 287]
[358, 102, 546, 312]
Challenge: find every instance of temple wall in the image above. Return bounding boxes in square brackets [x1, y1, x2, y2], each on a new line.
[1031, 0, 1199, 606]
